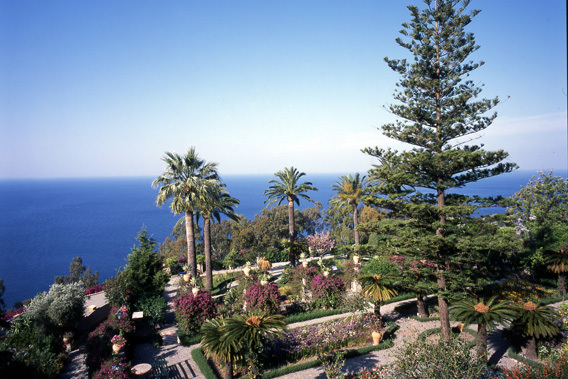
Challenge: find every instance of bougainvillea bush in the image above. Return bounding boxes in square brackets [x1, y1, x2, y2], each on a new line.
[244, 282, 280, 314]
[310, 274, 345, 309]
[94, 357, 131, 379]
[173, 290, 217, 336]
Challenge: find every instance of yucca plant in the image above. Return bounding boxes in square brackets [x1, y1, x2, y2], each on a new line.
[450, 296, 516, 361]
[513, 301, 561, 360]
[358, 273, 398, 317]
[543, 244, 568, 296]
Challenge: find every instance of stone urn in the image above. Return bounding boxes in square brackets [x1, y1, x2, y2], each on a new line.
[112, 343, 123, 354]
[371, 331, 382, 346]
[243, 266, 251, 276]
[192, 287, 199, 296]
[323, 270, 330, 277]
[302, 261, 309, 268]
[260, 280, 268, 286]
[353, 255, 360, 264]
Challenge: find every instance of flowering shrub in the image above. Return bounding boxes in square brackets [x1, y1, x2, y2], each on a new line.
[310, 274, 345, 309]
[244, 282, 280, 314]
[173, 290, 217, 336]
[306, 232, 336, 255]
[85, 284, 107, 295]
[267, 315, 370, 362]
[94, 357, 131, 379]
[0, 306, 25, 321]
[345, 365, 390, 379]
[498, 354, 568, 379]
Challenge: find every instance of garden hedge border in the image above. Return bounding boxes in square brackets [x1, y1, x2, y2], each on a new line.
[260, 322, 399, 378]
[191, 347, 218, 379]
[507, 348, 545, 368]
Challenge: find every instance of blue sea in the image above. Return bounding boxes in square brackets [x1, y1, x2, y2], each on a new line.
[0, 170, 565, 308]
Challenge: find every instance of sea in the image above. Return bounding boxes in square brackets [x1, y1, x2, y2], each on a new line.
[0, 170, 565, 308]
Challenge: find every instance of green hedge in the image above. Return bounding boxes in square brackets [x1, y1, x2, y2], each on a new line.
[191, 347, 218, 379]
[284, 308, 348, 324]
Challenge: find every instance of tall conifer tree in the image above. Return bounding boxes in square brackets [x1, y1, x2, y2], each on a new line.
[363, 0, 517, 338]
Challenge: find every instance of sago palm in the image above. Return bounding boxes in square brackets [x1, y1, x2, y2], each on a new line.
[450, 296, 516, 361]
[513, 301, 560, 360]
[152, 147, 219, 278]
[198, 185, 240, 291]
[264, 167, 318, 266]
[330, 173, 368, 245]
[201, 317, 239, 379]
[543, 244, 568, 296]
[358, 273, 398, 317]
[222, 312, 285, 377]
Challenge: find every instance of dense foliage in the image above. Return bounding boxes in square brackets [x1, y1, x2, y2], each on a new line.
[244, 282, 280, 314]
[174, 290, 218, 336]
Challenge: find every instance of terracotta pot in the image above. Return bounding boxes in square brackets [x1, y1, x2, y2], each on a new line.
[183, 273, 191, 282]
[353, 255, 360, 264]
[371, 331, 382, 346]
[302, 261, 309, 268]
[244, 267, 251, 276]
[112, 343, 123, 354]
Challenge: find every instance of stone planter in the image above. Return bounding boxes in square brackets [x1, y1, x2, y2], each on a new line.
[183, 273, 191, 282]
[243, 266, 251, 276]
[353, 255, 360, 264]
[302, 261, 309, 268]
[192, 287, 199, 296]
[323, 270, 330, 277]
[260, 280, 268, 286]
[371, 331, 382, 346]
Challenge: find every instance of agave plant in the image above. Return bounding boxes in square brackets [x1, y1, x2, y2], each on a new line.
[450, 296, 516, 360]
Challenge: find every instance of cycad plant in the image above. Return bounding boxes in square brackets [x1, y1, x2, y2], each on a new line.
[201, 317, 239, 379]
[513, 301, 560, 360]
[543, 244, 568, 296]
[450, 296, 516, 361]
[358, 273, 398, 317]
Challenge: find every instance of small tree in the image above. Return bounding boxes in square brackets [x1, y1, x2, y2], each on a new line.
[358, 273, 397, 317]
[201, 317, 238, 379]
[543, 244, 568, 296]
[450, 296, 516, 360]
[513, 301, 560, 360]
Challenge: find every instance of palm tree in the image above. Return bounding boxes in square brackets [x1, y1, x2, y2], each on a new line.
[152, 147, 219, 278]
[330, 173, 368, 245]
[201, 317, 239, 379]
[543, 244, 568, 296]
[513, 301, 560, 360]
[450, 296, 516, 360]
[264, 167, 318, 266]
[198, 185, 240, 291]
[359, 273, 398, 317]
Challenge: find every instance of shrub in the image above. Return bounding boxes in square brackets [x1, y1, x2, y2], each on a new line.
[85, 284, 107, 295]
[310, 274, 345, 309]
[94, 357, 131, 379]
[134, 294, 167, 325]
[173, 291, 217, 336]
[498, 354, 568, 379]
[360, 256, 399, 276]
[264, 247, 289, 263]
[244, 282, 280, 314]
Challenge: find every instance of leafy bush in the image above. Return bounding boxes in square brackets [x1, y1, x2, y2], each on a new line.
[310, 274, 345, 309]
[263, 247, 289, 263]
[499, 354, 568, 379]
[134, 294, 167, 325]
[360, 256, 399, 276]
[173, 290, 217, 336]
[244, 282, 280, 314]
[94, 357, 131, 379]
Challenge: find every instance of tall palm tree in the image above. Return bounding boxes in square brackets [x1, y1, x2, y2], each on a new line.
[513, 301, 560, 360]
[198, 185, 240, 291]
[152, 147, 219, 278]
[450, 296, 516, 361]
[264, 167, 318, 266]
[201, 317, 239, 379]
[543, 244, 568, 296]
[358, 273, 398, 317]
[330, 173, 368, 245]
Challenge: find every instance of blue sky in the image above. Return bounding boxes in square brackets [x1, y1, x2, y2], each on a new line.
[0, 0, 566, 179]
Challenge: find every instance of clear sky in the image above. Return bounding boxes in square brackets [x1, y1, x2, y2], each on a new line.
[1, 0, 566, 179]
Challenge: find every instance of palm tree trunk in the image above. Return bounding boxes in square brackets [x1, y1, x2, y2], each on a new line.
[437, 273, 451, 339]
[222, 360, 233, 379]
[374, 301, 381, 318]
[477, 323, 488, 361]
[185, 210, 197, 278]
[416, 295, 428, 318]
[204, 217, 213, 292]
[558, 274, 566, 296]
[523, 336, 538, 361]
[288, 197, 296, 266]
[352, 203, 359, 245]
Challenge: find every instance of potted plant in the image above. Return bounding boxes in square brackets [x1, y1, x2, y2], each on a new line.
[243, 261, 252, 276]
[300, 252, 309, 268]
[260, 273, 271, 286]
[364, 314, 383, 345]
[190, 277, 200, 295]
[111, 334, 126, 354]
[182, 264, 191, 282]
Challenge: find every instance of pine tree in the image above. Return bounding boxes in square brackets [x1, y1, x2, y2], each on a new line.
[362, 0, 517, 338]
